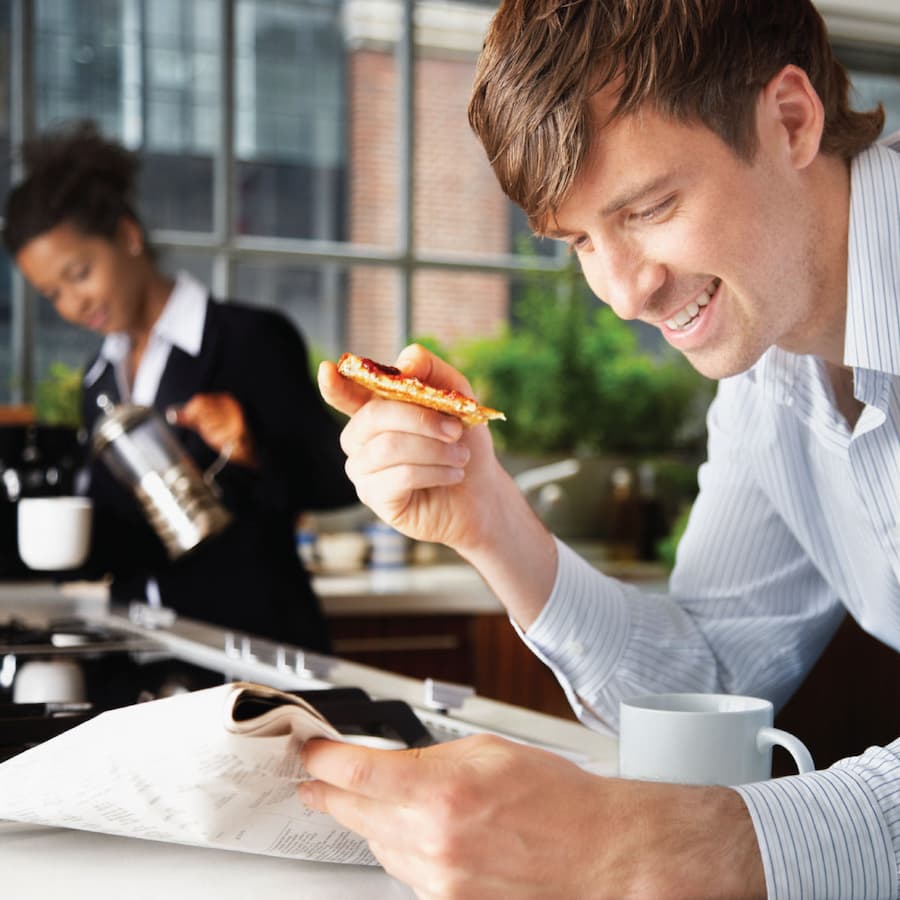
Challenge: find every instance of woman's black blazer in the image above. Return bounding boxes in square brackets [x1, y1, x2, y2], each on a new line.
[79, 297, 356, 652]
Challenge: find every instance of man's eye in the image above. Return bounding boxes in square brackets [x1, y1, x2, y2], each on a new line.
[633, 197, 675, 222]
[569, 234, 592, 252]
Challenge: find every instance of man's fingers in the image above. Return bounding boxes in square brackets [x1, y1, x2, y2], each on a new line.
[395, 343, 475, 397]
[298, 779, 410, 842]
[340, 395, 464, 457]
[346, 429, 469, 475]
[301, 740, 433, 804]
[318, 360, 372, 417]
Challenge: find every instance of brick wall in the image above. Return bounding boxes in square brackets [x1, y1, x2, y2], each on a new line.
[347, 47, 510, 362]
[346, 51, 401, 359]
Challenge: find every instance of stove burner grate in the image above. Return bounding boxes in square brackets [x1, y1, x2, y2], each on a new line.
[0, 616, 163, 657]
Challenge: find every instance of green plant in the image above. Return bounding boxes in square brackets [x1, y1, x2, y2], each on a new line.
[656, 502, 693, 570]
[35, 362, 83, 427]
[447, 262, 715, 456]
[309, 344, 350, 426]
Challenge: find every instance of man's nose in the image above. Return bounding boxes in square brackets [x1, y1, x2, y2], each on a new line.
[580, 239, 665, 320]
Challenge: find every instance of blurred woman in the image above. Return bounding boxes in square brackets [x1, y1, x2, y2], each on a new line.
[2, 122, 356, 651]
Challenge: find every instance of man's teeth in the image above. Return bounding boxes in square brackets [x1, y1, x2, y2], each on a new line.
[666, 280, 719, 331]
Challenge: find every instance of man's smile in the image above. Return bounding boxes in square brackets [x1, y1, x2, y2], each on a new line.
[663, 278, 720, 331]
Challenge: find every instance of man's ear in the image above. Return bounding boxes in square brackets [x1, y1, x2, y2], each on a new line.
[759, 64, 824, 170]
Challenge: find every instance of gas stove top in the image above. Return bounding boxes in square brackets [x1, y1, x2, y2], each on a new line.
[0, 610, 456, 766]
[0, 612, 226, 761]
[0, 597, 613, 777]
[0, 615, 163, 657]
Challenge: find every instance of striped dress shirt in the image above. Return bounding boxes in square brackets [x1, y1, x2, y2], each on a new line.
[520, 133, 900, 898]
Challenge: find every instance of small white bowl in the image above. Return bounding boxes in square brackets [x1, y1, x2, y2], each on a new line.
[316, 532, 369, 573]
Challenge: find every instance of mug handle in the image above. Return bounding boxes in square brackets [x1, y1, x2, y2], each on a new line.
[757, 726, 814, 774]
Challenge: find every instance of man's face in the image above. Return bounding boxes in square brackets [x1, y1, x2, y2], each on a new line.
[549, 92, 831, 380]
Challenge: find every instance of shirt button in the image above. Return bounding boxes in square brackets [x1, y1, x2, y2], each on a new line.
[567, 640, 586, 658]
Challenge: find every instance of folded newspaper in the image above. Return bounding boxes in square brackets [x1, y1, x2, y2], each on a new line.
[0, 682, 381, 865]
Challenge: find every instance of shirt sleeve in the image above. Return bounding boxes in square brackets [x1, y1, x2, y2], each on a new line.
[518, 376, 848, 728]
[735, 739, 900, 899]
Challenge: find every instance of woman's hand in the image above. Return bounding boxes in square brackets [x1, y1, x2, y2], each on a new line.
[169, 392, 257, 468]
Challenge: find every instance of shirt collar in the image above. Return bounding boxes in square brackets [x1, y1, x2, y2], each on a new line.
[845, 133, 900, 379]
[84, 271, 208, 388]
[151, 270, 208, 356]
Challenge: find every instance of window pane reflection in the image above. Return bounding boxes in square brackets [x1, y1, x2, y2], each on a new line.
[140, 0, 220, 231]
[157, 248, 213, 288]
[34, 0, 219, 233]
[850, 70, 900, 136]
[235, 0, 346, 241]
[34, 0, 130, 137]
[0, 250, 11, 404]
[0, 0, 11, 401]
[834, 41, 900, 137]
[234, 259, 351, 359]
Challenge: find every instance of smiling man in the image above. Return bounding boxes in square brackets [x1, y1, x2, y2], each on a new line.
[310, 1, 900, 897]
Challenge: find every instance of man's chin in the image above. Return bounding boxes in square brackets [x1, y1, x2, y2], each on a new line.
[682, 347, 767, 382]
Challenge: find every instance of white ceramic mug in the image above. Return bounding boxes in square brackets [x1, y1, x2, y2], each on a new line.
[17, 496, 93, 570]
[619, 692, 814, 786]
[13, 659, 87, 704]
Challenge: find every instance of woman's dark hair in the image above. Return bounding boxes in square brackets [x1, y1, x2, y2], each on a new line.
[2, 120, 148, 256]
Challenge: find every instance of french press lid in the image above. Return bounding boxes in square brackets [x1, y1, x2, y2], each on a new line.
[91, 396, 156, 455]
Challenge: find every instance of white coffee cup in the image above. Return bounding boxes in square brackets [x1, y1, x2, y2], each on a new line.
[619, 692, 814, 786]
[17, 496, 93, 570]
[13, 659, 87, 704]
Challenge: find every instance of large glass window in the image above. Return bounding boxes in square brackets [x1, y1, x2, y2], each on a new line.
[140, 0, 220, 232]
[34, 0, 221, 233]
[34, 0, 130, 137]
[235, 0, 346, 241]
[835, 41, 900, 136]
[2, 1, 900, 413]
[234, 258, 350, 355]
[0, 0, 11, 402]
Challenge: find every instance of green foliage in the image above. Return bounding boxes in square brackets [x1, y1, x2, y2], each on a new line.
[447, 268, 715, 456]
[309, 344, 350, 426]
[656, 502, 693, 570]
[35, 362, 83, 427]
[410, 335, 450, 361]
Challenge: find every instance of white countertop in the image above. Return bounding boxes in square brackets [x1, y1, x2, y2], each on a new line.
[0, 822, 415, 900]
[314, 563, 503, 615]
[314, 551, 668, 617]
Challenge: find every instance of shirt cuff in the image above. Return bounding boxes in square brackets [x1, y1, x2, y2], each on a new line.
[512, 538, 632, 728]
[735, 748, 898, 900]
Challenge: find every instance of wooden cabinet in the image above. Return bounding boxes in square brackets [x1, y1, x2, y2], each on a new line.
[330, 606, 900, 747]
[772, 614, 900, 775]
[328, 611, 577, 720]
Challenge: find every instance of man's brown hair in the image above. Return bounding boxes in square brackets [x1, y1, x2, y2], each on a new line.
[468, 0, 885, 232]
